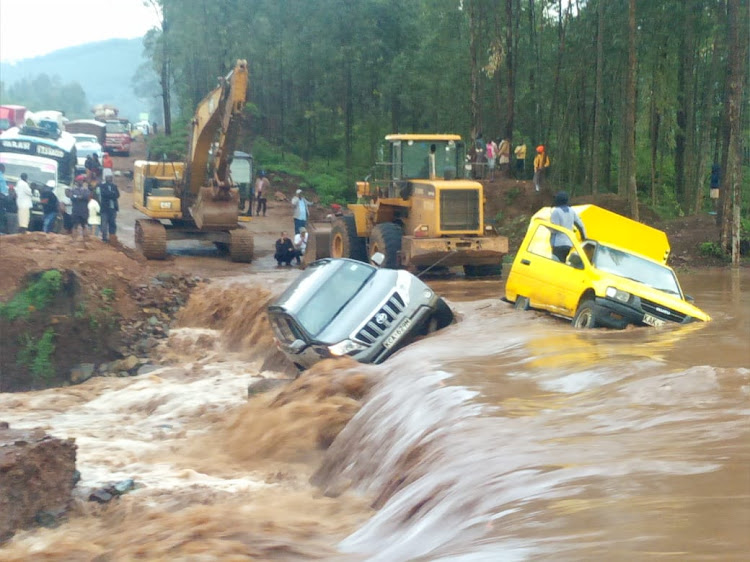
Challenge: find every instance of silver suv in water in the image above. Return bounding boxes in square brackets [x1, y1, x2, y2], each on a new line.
[267, 258, 453, 370]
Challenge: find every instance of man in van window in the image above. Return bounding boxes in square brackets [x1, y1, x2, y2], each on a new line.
[550, 191, 586, 263]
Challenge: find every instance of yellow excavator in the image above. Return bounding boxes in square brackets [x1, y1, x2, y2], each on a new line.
[132, 59, 254, 261]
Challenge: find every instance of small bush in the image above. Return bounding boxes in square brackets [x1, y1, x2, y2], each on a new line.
[17, 328, 56, 383]
[698, 241, 727, 259]
[0, 270, 63, 321]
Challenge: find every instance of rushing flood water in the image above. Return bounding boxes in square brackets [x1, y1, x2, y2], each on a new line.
[1, 268, 748, 560]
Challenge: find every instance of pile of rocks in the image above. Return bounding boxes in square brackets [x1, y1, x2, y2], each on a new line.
[67, 273, 203, 385]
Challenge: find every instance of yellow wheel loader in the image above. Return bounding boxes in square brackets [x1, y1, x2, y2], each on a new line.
[309, 134, 508, 276]
[132, 59, 253, 262]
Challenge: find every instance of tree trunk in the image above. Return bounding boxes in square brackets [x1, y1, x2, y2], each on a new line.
[721, 0, 746, 264]
[675, 0, 696, 211]
[591, 0, 604, 195]
[160, 3, 171, 136]
[468, 0, 481, 141]
[503, 0, 518, 177]
[625, 0, 638, 220]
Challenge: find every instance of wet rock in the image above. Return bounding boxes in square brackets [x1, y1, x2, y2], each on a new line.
[148, 316, 160, 326]
[34, 509, 64, 528]
[0, 424, 77, 540]
[115, 355, 139, 373]
[69, 363, 96, 384]
[136, 364, 159, 376]
[247, 377, 291, 397]
[88, 490, 113, 503]
[112, 479, 135, 495]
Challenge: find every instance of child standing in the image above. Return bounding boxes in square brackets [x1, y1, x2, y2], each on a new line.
[88, 192, 101, 237]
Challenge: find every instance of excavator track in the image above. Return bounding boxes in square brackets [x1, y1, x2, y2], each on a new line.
[135, 219, 167, 260]
[229, 226, 254, 262]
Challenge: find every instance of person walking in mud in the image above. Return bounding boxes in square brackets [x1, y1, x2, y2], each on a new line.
[255, 171, 270, 217]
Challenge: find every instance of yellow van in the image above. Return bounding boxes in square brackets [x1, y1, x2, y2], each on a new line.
[505, 205, 710, 328]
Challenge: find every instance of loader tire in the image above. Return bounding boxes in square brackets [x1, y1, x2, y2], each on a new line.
[463, 263, 503, 278]
[230, 227, 254, 262]
[330, 216, 366, 262]
[369, 222, 402, 269]
[135, 219, 167, 260]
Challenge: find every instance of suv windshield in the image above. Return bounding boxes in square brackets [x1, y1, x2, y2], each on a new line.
[296, 261, 375, 336]
[594, 245, 682, 296]
[106, 122, 126, 134]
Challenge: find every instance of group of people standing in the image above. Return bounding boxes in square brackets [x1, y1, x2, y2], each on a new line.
[473, 135, 552, 191]
[0, 163, 119, 241]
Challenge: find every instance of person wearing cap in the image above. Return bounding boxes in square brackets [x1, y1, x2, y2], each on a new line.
[533, 145, 550, 192]
[291, 188, 312, 234]
[255, 170, 269, 216]
[550, 191, 586, 263]
[70, 177, 90, 241]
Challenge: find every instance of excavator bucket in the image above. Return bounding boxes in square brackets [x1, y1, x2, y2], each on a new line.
[191, 186, 240, 230]
[303, 221, 332, 265]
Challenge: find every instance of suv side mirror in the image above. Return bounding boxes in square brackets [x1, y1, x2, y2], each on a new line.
[289, 339, 307, 353]
[370, 252, 385, 267]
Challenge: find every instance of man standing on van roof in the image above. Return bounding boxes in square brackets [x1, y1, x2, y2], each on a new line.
[550, 191, 586, 263]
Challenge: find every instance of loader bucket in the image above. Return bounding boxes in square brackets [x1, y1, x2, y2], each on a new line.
[303, 221, 332, 265]
[191, 186, 240, 230]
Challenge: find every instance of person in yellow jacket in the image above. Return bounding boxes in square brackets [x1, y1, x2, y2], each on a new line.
[533, 145, 550, 192]
[514, 142, 527, 177]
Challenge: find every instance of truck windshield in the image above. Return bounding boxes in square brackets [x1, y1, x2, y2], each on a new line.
[593, 245, 682, 297]
[106, 122, 127, 134]
[296, 262, 375, 336]
[0, 157, 57, 186]
[399, 140, 463, 180]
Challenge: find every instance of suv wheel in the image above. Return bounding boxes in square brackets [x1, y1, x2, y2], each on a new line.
[369, 223, 402, 268]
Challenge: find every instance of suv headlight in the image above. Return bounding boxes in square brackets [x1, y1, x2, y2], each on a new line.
[328, 339, 366, 356]
[605, 286, 631, 303]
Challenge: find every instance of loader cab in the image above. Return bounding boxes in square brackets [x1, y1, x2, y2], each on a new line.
[133, 160, 185, 219]
[385, 135, 466, 183]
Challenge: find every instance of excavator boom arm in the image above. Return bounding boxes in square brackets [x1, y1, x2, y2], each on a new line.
[184, 59, 249, 196]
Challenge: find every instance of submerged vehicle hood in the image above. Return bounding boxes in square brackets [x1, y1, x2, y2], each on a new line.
[315, 268, 401, 344]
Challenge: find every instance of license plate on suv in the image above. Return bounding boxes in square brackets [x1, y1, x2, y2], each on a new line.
[383, 317, 413, 349]
[642, 313, 665, 327]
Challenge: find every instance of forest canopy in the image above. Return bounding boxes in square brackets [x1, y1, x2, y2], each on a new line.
[142, 0, 747, 253]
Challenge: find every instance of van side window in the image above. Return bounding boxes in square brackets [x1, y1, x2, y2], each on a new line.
[527, 224, 575, 263]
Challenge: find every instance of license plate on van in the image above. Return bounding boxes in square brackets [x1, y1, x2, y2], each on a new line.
[383, 318, 412, 349]
[642, 313, 665, 327]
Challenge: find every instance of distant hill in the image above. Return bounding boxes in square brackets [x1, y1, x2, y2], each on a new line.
[0, 38, 152, 122]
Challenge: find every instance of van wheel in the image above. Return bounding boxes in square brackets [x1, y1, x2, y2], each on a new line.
[369, 223, 402, 268]
[514, 296, 530, 311]
[573, 300, 600, 328]
[330, 216, 367, 261]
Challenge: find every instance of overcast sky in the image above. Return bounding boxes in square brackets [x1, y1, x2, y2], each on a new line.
[0, 0, 161, 63]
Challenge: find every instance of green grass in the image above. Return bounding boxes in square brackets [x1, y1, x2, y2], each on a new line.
[17, 328, 57, 383]
[0, 270, 63, 321]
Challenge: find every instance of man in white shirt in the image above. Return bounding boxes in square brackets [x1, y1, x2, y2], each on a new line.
[293, 227, 309, 259]
[291, 189, 311, 234]
[15, 173, 33, 233]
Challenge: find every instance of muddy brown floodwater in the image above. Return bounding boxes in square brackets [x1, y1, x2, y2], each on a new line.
[0, 268, 748, 560]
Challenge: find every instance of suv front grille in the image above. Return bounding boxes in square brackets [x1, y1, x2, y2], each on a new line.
[440, 189, 480, 231]
[355, 292, 406, 344]
[640, 298, 687, 323]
